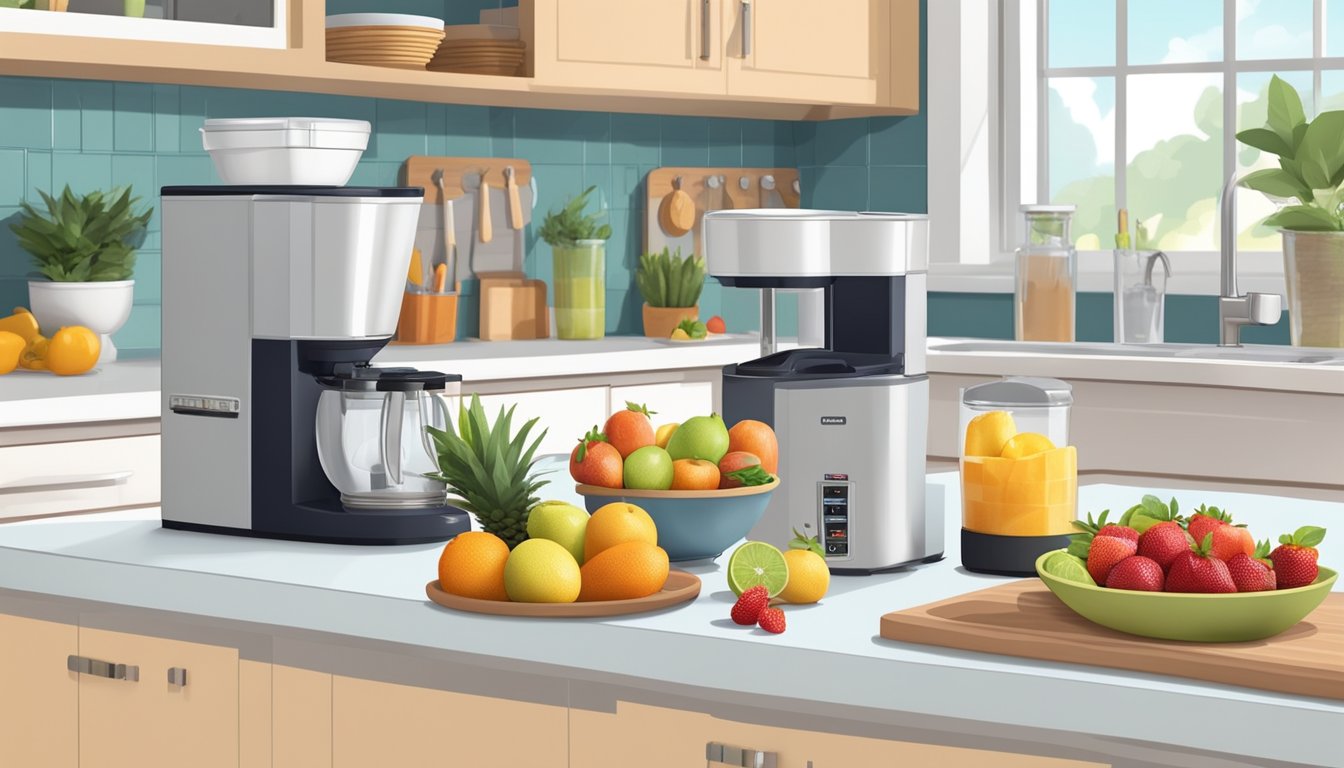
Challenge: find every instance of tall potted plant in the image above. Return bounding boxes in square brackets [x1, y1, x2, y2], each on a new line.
[537, 186, 611, 340]
[9, 185, 153, 362]
[1236, 75, 1344, 347]
[636, 246, 704, 338]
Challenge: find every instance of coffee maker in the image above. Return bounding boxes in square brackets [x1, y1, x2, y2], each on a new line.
[159, 186, 471, 544]
[703, 209, 941, 574]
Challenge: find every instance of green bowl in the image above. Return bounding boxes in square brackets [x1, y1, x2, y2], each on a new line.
[1034, 549, 1338, 642]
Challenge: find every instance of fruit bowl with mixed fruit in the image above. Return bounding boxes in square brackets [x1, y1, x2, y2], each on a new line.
[568, 403, 781, 561]
[1036, 496, 1335, 642]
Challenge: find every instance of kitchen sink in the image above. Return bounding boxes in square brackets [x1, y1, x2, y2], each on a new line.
[929, 339, 1344, 366]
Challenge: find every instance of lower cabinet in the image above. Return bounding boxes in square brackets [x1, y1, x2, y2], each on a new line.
[0, 614, 78, 768]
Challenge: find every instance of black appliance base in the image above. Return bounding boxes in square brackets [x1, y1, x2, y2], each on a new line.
[960, 528, 1073, 577]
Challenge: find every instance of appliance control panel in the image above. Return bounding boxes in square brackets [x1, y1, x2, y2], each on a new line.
[819, 476, 852, 557]
[169, 394, 241, 418]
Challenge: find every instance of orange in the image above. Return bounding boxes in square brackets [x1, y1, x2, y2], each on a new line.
[999, 432, 1055, 459]
[727, 419, 778, 474]
[45, 326, 100, 376]
[437, 531, 511, 601]
[569, 435, 623, 488]
[0, 331, 23, 375]
[584, 502, 657, 563]
[577, 541, 669, 601]
[670, 458, 719, 490]
[602, 402, 656, 458]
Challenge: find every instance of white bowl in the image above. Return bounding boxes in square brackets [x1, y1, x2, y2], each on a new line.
[200, 117, 370, 186]
[325, 13, 445, 30]
[28, 280, 135, 363]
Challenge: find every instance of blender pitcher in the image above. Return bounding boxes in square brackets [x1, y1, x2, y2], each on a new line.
[959, 377, 1077, 576]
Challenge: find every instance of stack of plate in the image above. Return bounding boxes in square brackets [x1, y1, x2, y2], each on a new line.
[429, 24, 526, 76]
[326, 13, 446, 70]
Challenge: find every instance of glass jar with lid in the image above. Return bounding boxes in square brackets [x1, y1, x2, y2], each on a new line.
[1015, 204, 1077, 342]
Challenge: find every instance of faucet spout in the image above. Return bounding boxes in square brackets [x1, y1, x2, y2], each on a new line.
[1219, 174, 1239, 299]
[1217, 173, 1283, 346]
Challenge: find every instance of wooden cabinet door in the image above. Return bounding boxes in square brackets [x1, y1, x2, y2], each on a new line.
[0, 614, 78, 768]
[77, 628, 239, 768]
[532, 0, 727, 95]
[723, 0, 886, 105]
[330, 675, 567, 768]
[610, 381, 714, 427]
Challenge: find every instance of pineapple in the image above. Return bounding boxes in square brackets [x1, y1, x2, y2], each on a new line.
[425, 394, 550, 548]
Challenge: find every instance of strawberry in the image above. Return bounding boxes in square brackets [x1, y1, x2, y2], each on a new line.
[1209, 523, 1255, 562]
[731, 585, 770, 625]
[1166, 533, 1237, 593]
[1227, 540, 1277, 592]
[757, 607, 786, 634]
[1071, 510, 1138, 543]
[1186, 504, 1233, 547]
[1270, 526, 1327, 589]
[1083, 535, 1137, 585]
[1137, 520, 1194, 570]
[1104, 555, 1164, 591]
[1099, 523, 1140, 543]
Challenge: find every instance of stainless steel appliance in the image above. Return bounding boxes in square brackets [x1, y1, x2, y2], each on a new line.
[703, 209, 940, 574]
[159, 185, 470, 544]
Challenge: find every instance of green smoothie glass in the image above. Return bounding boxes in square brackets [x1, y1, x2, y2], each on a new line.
[552, 239, 605, 339]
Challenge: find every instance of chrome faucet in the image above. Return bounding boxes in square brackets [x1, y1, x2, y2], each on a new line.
[1218, 174, 1283, 346]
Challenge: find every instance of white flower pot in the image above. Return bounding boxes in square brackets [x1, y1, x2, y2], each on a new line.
[27, 280, 135, 363]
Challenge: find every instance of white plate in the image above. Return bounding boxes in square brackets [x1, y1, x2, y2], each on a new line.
[325, 13, 445, 31]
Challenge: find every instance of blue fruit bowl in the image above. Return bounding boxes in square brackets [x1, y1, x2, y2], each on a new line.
[575, 478, 779, 562]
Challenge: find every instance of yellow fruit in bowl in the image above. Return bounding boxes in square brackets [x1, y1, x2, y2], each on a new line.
[584, 502, 657, 563]
[437, 531, 511, 601]
[19, 333, 48, 370]
[0, 331, 24, 374]
[1000, 431, 1055, 459]
[0, 308, 40, 343]
[654, 423, 678, 449]
[46, 326, 100, 376]
[503, 539, 581, 603]
[779, 548, 830, 604]
[577, 541, 670, 601]
[670, 328, 690, 340]
[964, 410, 1017, 457]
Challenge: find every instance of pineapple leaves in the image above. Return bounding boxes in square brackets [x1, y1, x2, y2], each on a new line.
[9, 185, 153, 282]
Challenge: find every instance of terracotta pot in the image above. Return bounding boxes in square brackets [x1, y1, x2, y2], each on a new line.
[1283, 230, 1344, 347]
[642, 303, 698, 338]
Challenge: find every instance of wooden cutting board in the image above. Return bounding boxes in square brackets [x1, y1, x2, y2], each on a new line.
[879, 580, 1344, 700]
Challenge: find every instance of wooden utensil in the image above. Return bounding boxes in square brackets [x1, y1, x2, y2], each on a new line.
[478, 173, 493, 244]
[425, 570, 701, 617]
[432, 169, 456, 292]
[658, 176, 695, 237]
[505, 166, 524, 230]
[878, 579, 1344, 701]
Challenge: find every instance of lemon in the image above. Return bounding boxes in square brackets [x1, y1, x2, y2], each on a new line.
[670, 328, 690, 340]
[779, 549, 830, 604]
[655, 423, 679, 449]
[727, 540, 789, 597]
[1000, 432, 1055, 459]
[503, 539, 581, 603]
[0, 331, 23, 375]
[964, 410, 1017, 457]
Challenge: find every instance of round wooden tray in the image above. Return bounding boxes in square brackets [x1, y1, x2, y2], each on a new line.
[425, 569, 701, 617]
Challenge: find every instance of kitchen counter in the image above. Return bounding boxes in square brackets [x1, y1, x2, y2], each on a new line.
[0, 466, 1340, 766]
[0, 358, 160, 429]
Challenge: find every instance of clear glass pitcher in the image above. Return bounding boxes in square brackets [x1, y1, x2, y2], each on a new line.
[1113, 249, 1171, 343]
[552, 239, 606, 340]
[1015, 205, 1077, 342]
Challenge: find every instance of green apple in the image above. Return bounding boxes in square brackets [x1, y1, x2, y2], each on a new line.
[666, 413, 730, 463]
[526, 500, 590, 564]
[623, 445, 674, 490]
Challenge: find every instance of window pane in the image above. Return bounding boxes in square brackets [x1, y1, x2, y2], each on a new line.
[1047, 77, 1115, 249]
[1048, 0, 1116, 68]
[1322, 70, 1344, 112]
[1126, 74, 1223, 251]
[1128, 0, 1223, 64]
[1235, 72, 1313, 252]
[1327, 0, 1344, 56]
[1236, 0, 1312, 60]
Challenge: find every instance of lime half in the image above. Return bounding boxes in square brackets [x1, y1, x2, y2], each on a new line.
[1042, 551, 1095, 586]
[727, 541, 790, 597]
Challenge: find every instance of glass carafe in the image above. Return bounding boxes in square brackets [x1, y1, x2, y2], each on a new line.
[1015, 205, 1077, 342]
[552, 239, 605, 339]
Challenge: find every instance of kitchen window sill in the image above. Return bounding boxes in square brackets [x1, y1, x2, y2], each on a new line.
[928, 251, 1287, 296]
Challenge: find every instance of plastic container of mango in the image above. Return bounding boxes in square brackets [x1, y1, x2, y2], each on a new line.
[960, 446, 1077, 537]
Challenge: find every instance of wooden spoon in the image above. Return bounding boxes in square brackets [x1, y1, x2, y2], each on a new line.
[658, 176, 695, 237]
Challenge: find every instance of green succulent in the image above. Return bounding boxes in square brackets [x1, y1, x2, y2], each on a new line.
[637, 246, 705, 308]
[9, 186, 153, 282]
[537, 185, 611, 247]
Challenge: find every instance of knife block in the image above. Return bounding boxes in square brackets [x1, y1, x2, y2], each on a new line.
[478, 272, 549, 340]
[394, 291, 458, 345]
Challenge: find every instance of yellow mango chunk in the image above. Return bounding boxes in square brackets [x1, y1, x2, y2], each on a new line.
[964, 410, 1017, 457]
[1000, 432, 1055, 459]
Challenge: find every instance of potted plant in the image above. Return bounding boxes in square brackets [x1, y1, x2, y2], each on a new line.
[537, 185, 611, 340]
[1236, 75, 1344, 347]
[9, 185, 153, 362]
[636, 246, 705, 338]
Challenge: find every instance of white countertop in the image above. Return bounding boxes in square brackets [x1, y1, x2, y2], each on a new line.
[0, 359, 160, 429]
[0, 467, 1340, 766]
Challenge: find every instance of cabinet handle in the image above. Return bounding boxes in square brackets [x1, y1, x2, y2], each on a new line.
[167, 667, 189, 687]
[740, 0, 752, 57]
[0, 470, 132, 494]
[700, 0, 711, 60]
[67, 655, 138, 682]
[707, 741, 777, 768]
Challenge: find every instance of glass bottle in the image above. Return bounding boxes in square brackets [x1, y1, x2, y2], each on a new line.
[1014, 205, 1077, 342]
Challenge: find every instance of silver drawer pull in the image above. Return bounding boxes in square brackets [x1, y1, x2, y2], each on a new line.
[707, 742, 777, 768]
[67, 655, 139, 682]
[167, 667, 188, 687]
[0, 471, 132, 494]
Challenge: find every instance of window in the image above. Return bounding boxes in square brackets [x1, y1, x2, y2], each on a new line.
[926, 0, 1332, 294]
